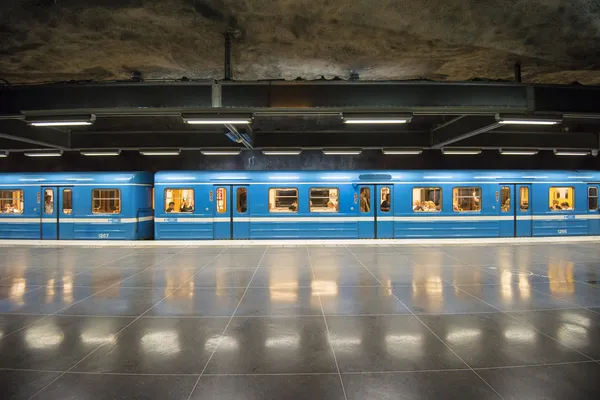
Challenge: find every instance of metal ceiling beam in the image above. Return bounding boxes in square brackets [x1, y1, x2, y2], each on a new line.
[431, 116, 501, 148]
[254, 131, 429, 148]
[459, 130, 599, 149]
[69, 131, 234, 149]
[0, 120, 70, 150]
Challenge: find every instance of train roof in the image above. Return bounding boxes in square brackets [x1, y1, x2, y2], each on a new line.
[0, 171, 153, 185]
[155, 170, 600, 183]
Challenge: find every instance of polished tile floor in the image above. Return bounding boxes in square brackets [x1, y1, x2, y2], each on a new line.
[0, 243, 599, 399]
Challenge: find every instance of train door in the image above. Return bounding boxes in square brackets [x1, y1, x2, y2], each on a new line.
[588, 185, 599, 235]
[357, 184, 393, 239]
[516, 184, 532, 237]
[498, 185, 515, 237]
[41, 187, 58, 239]
[213, 185, 250, 240]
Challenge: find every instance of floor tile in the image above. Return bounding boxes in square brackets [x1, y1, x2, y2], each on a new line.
[118, 268, 199, 288]
[477, 363, 600, 400]
[58, 288, 165, 316]
[0, 314, 45, 337]
[250, 266, 315, 287]
[0, 268, 92, 287]
[148, 287, 245, 316]
[73, 317, 228, 373]
[0, 284, 41, 301]
[36, 373, 198, 400]
[0, 316, 134, 370]
[312, 266, 380, 286]
[531, 281, 600, 307]
[419, 313, 589, 368]
[190, 374, 346, 400]
[0, 370, 61, 400]
[326, 315, 466, 372]
[319, 286, 410, 316]
[343, 370, 500, 400]
[507, 308, 600, 359]
[367, 266, 451, 286]
[391, 285, 498, 314]
[236, 287, 322, 316]
[204, 316, 337, 373]
[189, 267, 256, 288]
[353, 254, 414, 266]
[0, 286, 96, 314]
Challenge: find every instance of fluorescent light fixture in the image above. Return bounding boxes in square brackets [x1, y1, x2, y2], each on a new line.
[441, 149, 482, 155]
[496, 115, 561, 125]
[24, 151, 63, 157]
[262, 149, 302, 156]
[322, 149, 362, 155]
[139, 150, 181, 156]
[382, 148, 423, 155]
[201, 149, 242, 156]
[554, 150, 590, 156]
[26, 114, 95, 127]
[80, 150, 121, 156]
[182, 115, 251, 125]
[0, 151, 8, 158]
[499, 149, 539, 156]
[344, 114, 412, 124]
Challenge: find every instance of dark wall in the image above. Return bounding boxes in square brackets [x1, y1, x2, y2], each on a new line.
[0, 150, 599, 173]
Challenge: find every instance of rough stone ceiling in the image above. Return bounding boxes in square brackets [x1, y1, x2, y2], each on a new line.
[1, 0, 599, 84]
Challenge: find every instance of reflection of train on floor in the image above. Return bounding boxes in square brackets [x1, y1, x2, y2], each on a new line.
[1, 170, 599, 240]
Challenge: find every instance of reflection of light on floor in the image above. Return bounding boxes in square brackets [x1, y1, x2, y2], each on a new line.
[188, 281, 194, 298]
[385, 334, 423, 346]
[562, 312, 591, 328]
[518, 275, 531, 300]
[45, 279, 55, 303]
[503, 328, 536, 343]
[63, 276, 73, 303]
[141, 330, 180, 355]
[25, 324, 64, 349]
[501, 270, 513, 300]
[204, 335, 238, 351]
[332, 336, 362, 349]
[80, 331, 116, 345]
[270, 281, 298, 302]
[557, 323, 588, 347]
[311, 280, 338, 296]
[446, 328, 482, 344]
[265, 334, 300, 349]
[10, 278, 26, 306]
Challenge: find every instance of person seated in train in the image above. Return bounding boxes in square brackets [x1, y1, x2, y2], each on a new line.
[166, 202, 175, 213]
[44, 195, 53, 214]
[380, 194, 391, 212]
[501, 198, 510, 212]
[289, 200, 298, 212]
[180, 199, 194, 212]
[560, 202, 571, 210]
[452, 201, 462, 212]
[551, 200, 562, 210]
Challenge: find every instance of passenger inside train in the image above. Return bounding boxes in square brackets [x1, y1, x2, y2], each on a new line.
[166, 202, 175, 212]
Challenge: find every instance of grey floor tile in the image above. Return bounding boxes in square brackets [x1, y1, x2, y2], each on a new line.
[235, 287, 322, 316]
[0, 370, 61, 400]
[149, 287, 245, 317]
[0, 314, 46, 337]
[319, 286, 410, 316]
[391, 285, 498, 314]
[531, 281, 600, 307]
[458, 284, 575, 311]
[312, 266, 380, 286]
[58, 288, 164, 316]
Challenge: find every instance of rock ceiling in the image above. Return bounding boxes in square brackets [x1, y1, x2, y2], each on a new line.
[1, 0, 599, 84]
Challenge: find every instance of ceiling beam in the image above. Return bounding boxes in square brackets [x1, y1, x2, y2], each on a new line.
[460, 131, 599, 149]
[69, 131, 235, 149]
[431, 116, 501, 148]
[0, 120, 70, 150]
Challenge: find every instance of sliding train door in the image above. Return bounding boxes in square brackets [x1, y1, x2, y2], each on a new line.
[516, 184, 532, 237]
[213, 185, 249, 240]
[41, 187, 58, 240]
[357, 184, 394, 239]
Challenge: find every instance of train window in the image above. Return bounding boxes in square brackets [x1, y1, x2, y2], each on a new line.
[0, 190, 24, 214]
[380, 187, 391, 212]
[164, 189, 194, 213]
[236, 188, 248, 213]
[549, 187, 574, 211]
[452, 187, 481, 212]
[92, 189, 121, 214]
[44, 189, 54, 214]
[412, 187, 441, 212]
[63, 189, 72, 215]
[310, 188, 339, 212]
[360, 187, 371, 212]
[520, 187, 529, 211]
[216, 187, 227, 214]
[269, 188, 298, 212]
[500, 186, 511, 212]
[589, 187, 598, 211]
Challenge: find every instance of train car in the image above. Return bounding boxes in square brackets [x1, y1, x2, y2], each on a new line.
[0, 172, 153, 240]
[155, 170, 600, 240]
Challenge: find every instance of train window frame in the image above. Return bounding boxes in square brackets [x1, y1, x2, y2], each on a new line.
[500, 186, 511, 213]
[549, 187, 575, 211]
[163, 188, 195, 214]
[588, 187, 598, 211]
[216, 187, 227, 214]
[309, 187, 339, 213]
[0, 189, 24, 215]
[412, 187, 442, 213]
[236, 187, 248, 213]
[44, 188, 54, 215]
[519, 186, 529, 211]
[380, 187, 391, 213]
[62, 189, 73, 215]
[359, 187, 371, 213]
[452, 187, 482, 212]
[91, 189, 122, 215]
[269, 188, 299, 213]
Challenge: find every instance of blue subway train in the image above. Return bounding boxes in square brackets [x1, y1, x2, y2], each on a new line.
[0, 170, 598, 241]
[155, 170, 600, 240]
[0, 172, 153, 240]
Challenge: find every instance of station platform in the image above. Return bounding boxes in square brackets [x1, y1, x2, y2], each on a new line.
[0, 239, 599, 399]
